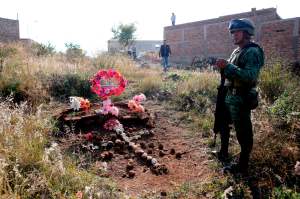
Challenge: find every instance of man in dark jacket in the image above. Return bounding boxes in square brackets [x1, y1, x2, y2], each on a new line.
[214, 18, 264, 175]
[159, 40, 171, 72]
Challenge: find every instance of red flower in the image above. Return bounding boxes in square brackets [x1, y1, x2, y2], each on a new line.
[84, 132, 93, 141]
[90, 69, 127, 100]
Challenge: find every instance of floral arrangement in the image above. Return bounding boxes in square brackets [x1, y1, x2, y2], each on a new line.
[128, 93, 146, 113]
[80, 98, 91, 112]
[83, 132, 93, 141]
[69, 96, 91, 111]
[103, 118, 123, 131]
[90, 69, 127, 100]
[96, 99, 119, 116]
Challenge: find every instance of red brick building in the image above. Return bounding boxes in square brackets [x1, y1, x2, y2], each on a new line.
[164, 8, 300, 65]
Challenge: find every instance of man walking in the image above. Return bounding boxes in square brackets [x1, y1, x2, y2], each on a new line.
[214, 18, 264, 175]
[159, 40, 172, 72]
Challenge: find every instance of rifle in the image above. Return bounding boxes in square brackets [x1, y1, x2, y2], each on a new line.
[212, 68, 228, 147]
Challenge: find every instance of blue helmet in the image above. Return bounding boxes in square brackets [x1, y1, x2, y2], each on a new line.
[228, 18, 255, 36]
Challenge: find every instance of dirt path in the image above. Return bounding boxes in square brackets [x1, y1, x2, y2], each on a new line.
[107, 101, 215, 197]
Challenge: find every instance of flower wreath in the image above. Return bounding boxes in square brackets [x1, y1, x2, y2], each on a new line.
[90, 69, 127, 100]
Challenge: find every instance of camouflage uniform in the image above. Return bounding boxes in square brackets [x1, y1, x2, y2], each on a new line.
[222, 42, 264, 171]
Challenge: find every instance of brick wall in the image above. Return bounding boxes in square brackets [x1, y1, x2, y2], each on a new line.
[0, 17, 19, 42]
[260, 18, 300, 62]
[164, 8, 300, 65]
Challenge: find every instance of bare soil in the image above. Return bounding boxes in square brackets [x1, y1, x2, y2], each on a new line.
[55, 100, 216, 198]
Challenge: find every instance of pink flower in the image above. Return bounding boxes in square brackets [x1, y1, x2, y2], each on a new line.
[76, 191, 83, 199]
[128, 99, 145, 113]
[110, 106, 119, 116]
[133, 93, 146, 103]
[103, 99, 112, 107]
[103, 118, 121, 130]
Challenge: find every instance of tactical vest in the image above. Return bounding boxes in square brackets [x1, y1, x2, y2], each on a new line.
[227, 42, 264, 89]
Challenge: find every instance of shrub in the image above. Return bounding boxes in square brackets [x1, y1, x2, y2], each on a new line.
[259, 62, 289, 103]
[65, 43, 85, 62]
[45, 73, 96, 101]
[32, 42, 55, 56]
[272, 186, 300, 199]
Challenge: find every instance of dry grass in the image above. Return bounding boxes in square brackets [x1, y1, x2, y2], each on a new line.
[0, 99, 124, 198]
[175, 70, 219, 97]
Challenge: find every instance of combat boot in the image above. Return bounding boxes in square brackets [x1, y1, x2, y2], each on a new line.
[211, 150, 229, 162]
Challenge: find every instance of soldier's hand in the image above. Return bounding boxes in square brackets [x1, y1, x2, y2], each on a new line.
[215, 59, 228, 69]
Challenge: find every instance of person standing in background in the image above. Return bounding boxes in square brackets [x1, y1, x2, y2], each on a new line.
[159, 40, 171, 72]
[171, 13, 176, 26]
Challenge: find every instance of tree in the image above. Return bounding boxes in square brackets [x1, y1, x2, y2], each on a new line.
[111, 23, 137, 50]
[32, 42, 56, 56]
[64, 42, 85, 61]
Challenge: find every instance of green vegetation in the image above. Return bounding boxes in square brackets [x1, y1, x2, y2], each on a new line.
[32, 42, 56, 56]
[111, 23, 137, 49]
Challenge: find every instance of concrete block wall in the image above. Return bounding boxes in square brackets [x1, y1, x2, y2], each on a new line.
[260, 18, 300, 62]
[0, 17, 19, 42]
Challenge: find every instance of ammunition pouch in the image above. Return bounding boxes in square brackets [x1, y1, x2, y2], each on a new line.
[245, 89, 258, 110]
[229, 87, 258, 110]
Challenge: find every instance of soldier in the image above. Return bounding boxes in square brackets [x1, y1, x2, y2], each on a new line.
[214, 18, 264, 174]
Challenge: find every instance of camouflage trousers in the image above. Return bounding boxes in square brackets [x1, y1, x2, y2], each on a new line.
[220, 93, 253, 170]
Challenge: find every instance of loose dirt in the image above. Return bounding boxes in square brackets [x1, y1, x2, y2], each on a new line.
[55, 100, 216, 197]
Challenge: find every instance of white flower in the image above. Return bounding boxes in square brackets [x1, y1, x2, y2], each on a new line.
[69, 96, 81, 111]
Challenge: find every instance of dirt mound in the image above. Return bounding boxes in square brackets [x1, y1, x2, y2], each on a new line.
[54, 101, 212, 197]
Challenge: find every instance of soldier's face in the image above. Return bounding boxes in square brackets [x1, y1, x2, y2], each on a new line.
[231, 30, 244, 45]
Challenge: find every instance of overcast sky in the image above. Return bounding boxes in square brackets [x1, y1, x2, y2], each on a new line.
[1, 0, 299, 55]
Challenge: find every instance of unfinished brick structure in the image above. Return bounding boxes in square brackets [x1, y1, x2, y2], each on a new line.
[164, 8, 300, 65]
[0, 17, 20, 42]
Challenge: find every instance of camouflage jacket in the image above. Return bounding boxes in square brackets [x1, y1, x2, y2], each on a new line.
[224, 42, 264, 89]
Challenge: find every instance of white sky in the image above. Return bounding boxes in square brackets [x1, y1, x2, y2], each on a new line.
[0, 0, 299, 55]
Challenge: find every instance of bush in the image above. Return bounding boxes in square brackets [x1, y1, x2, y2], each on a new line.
[32, 42, 55, 56]
[259, 62, 289, 103]
[45, 73, 96, 101]
[0, 79, 28, 103]
[272, 186, 300, 199]
[65, 43, 85, 62]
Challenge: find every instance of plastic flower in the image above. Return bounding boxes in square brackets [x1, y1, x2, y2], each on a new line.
[128, 99, 145, 113]
[84, 132, 93, 141]
[99, 99, 119, 116]
[69, 96, 83, 111]
[80, 98, 90, 112]
[103, 118, 122, 130]
[110, 106, 119, 116]
[133, 93, 146, 103]
[76, 191, 83, 199]
[90, 69, 127, 100]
